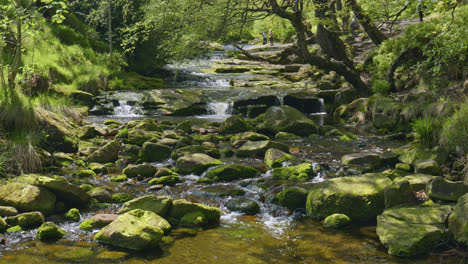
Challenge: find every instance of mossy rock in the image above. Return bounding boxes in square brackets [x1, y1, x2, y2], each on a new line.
[94, 209, 166, 250]
[168, 199, 220, 227]
[394, 143, 441, 165]
[273, 163, 315, 181]
[0, 217, 6, 233]
[74, 169, 96, 178]
[0, 206, 18, 217]
[87, 140, 121, 164]
[226, 198, 260, 215]
[306, 174, 393, 221]
[449, 193, 468, 244]
[36, 222, 66, 241]
[110, 174, 128, 182]
[0, 183, 56, 214]
[35, 108, 79, 153]
[230, 132, 269, 143]
[206, 164, 258, 182]
[377, 205, 452, 256]
[111, 193, 134, 203]
[123, 164, 157, 178]
[414, 159, 441, 175]
[426, 177, 468, 202]
[87, 163, 108, 174]
[175, 153, 222, 175]
[171, 145, 221, 160]
[148, 175, 180, 186]
[219, 115, 254, 134]
[7, 211, 45, 229]
[118, 195, 173, 217]
[65, 208, 81, 222]
[7, 225, 22, 233]
[384, 180, 415, 209]
[236, 140, 289, 158]
[323, 214, 351, 229]
[258, 105, 317, 136]
[80, 214, 118, 231]
[393, 174, 436, 192]
[275, 132, 301, 140]
[139, 142, 171, 162]
[274, 187, 309, 210]
[264, 148, 295, 168]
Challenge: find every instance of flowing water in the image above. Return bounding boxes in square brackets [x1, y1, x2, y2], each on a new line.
[1, 51, 464, 263]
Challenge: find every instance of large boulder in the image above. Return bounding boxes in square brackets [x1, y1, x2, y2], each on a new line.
[7, 211, 45, 229]
[274, 187, 309, 210]
[206, 165, 258, 182]
[264, 148, 295, 168]
[87, 140, 121, 164]
[342, 153, 381, 167]
[219, 115, 254, 134]
[449, 193, 468, 244]
[258, 105, 318, 136]
[226, 198, 260, 215]
[94, 209, 168, 250]
[384, 180, 415, 209]
[394, 143, 441, 165]
[118, 195, 173, 217]
[236, 140, 289, 158]
[306, 174, 393, 221]
[17, 174, 90, 207]
[122, 164, 157, 178]
[167, 199, 220, 227]
[414, 159, 441, 175]
[273, 163, 315, 181]
[36, 222, 66, 241]
[426, 177, 468, 202]
[35, 108, 78, 153]
[377, 205, 452, 256]
[139, 142, 171, 162]
[393, 174, 436, 192]
[175, 154, 222, 175]
[283, 92, 323, 113]
[0, 183, 56, 214]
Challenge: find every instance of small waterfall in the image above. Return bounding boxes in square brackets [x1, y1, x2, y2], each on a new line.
[319, 98, 326, 114]
[276, 95, 284, 105]
[207, 102, 233, 117]
[113, 100, 141, 117]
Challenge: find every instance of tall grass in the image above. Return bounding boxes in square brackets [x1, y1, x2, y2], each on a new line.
[440, 103, 468, 155]
[411, 117, 441, 148]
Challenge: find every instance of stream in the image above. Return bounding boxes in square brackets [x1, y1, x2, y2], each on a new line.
[0, 50, 464, 263]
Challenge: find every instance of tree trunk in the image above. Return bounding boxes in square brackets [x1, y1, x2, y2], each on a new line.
[345, 0, 387, 45]
[388, 47, 423, 93]
[8, 15, 22, 90]
[108, 0, 113, 63]
[336, 0, 349, 33]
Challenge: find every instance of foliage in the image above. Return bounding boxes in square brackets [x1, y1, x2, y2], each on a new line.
[371, 79, 390, 95]
[252, 16, 296, 43]
[440, 102, 468, 155]
[411, 117, 441, 148]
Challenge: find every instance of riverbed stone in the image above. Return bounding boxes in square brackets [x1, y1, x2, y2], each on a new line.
[148, 175, 180, 186]
[393, 174, 436, 192]
[36, 222, 66, 241]
[426, 177, 468, 202]
[449, 193, 468, 244]
[384, 180, 415, 209]
[123, 164, 157, 178]
[87, 163, 108, 174]
[35, 108, 78, 153]
[283, 92, 323, 113]
[273, 163, 315, 181]
[74, 169, 96, 178]
[306, 174, 393, 221]
[0, 183, 56, 214]
[88, 187, 112, 203]
[118, 195, 173, 217]
[206, 164, 258, 182]
[0, 217, 6, 233]
[144, 89, 207, 116]
[414, 159, 441, 175]
[323, 214, 351, 229]
[0, 206, 18, 217]
[87, 140, 121, 164]
[94, 209, 166, 250]
[342, 152, 381, 167]
[265, 148, 295, 168]
[168, 199, 220, 227]
[7, 211, 45, 229]
[258, 105, 318, 136]
[80, 214, 118, 231]
[236, 140, 289, 158]
[139, 142, 171, 162]
[394, 143, 440, 165]
[275, 132, 301, 140]
[127, 129, 161, 146]
[175, 153, 222, 175]
[219, 115, 254, 134]
[376, 205, 452, 256]
[226, 198, 260, 215]
[274, 187, 309, 210]
[171, 145, 221, 159]
[230, 132, 269, 143]
[65, 208, 81, 222]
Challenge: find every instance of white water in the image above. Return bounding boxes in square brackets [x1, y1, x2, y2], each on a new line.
[205, 102, 233, 118]
[113, 100, 142, 117]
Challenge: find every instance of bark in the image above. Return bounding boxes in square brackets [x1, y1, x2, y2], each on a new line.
[388, 47, 423, 93]
[345, 0, 387, 45]
[8, 15, 22, 90]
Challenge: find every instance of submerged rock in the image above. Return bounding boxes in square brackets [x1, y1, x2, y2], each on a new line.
[323, 214, 351, 229]
[306, 174, 392, 221]
[226, 198, 260, 215]
[377, 205, 452, 256]
[258, 105, 317, 136]
[36, 222, 66, 241]
[118, 195, 173, 217]
[206, 164, 258, 182]
[273, 163, 315, 181]
[175, 153, 222, 175]
[94, 209, 167, 250]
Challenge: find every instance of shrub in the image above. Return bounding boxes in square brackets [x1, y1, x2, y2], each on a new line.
[440, 103, 468, 155]
[411, 117, 441, 148]
[371, 79, 390, 95]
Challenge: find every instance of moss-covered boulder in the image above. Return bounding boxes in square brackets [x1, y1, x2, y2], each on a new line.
[206, 165, 258, 182]
[87, 140, 121, 164]
[226, 198, 260, 215]
[0, 183, 56, 214]
[110, 175, 128, 182]
[171, 145, 221, 160]
[7, 211, 45, 229]
[148, 175, 180, 186]
[219, 115, 254, 134]
[342, 152, 381, 167]
[230, 132, 269, 143]
[258, 105, 317, 136]
[88, 187, 112, 203]
[377, 205, 452, 256]
[264, 148, 295, 168]
[35, 108, 78, 153]
[426, 177, 468, 202]
[122, 164, 157, 178]
[414, 159, 441, 175]
[273, 163, 315, 181]
[384, 180, 415, 209]
[73, 169, 96, 178]
[65, 208, 81, 222]
[236, 140, 289, 158]
[87, 163, 108, 174]
[275, 132, 301, 140]
[127, 129, 161, 146]
[80, 214, 118, 231]
[167, 199, 220, 227]
[0, 217, 6, 233]
[306, 174, 393, 221]
[394, 143, 441, 165]
[449, 193, 468, 244]
[16, 174, 90, 207]
[274, 187, 309, 210]
[393, 174, 436, 192]
[144, 89, 207, 116]
[283, 92, 323, 113]
[323, 214, 351, 229]
[0, 206, 18, 217]
[118, 195, 172, 217]
[139, 142, 171, 162]
[175, 153, 222, 175]
[36, 222, 66, 241]
[94, 209, 167, 250]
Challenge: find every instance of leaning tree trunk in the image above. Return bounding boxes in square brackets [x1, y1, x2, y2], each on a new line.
[388, 47, 423, 93]
[345, 0, 387, 45]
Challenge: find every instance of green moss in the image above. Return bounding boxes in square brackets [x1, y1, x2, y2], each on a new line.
[206, 165, 258, 182]
[109, 72, 164, 90]
[274, 187, 308, 210]
[196, 178, 213, 184]
[7, 225, 22, 233]
[180, 211, 207, 226]
[323, 214, 351, 229]
[110, 174, 128, 182]
[273, 163, 314, 181]
[36, 222, 66, 241]
[112, 193, 134, 203]
[115, 127, 128, 139]
[74, 169, 96, 178]
[65, 208, 81, 222]
[339, 134, 358, 142]
[275, 132, 301, 140]
[148, 175, 180, 186]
